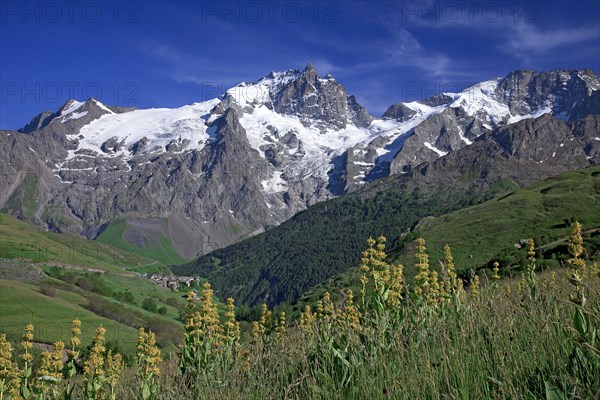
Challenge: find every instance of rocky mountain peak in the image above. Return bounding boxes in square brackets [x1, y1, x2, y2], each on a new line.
[271, 64, 372, 129]
[223, 64, 372, 130]
[303, 62, 317, 77]
[20, 97, 128, 134]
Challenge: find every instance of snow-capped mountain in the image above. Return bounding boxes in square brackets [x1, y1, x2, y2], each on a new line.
[1, 65, 598, 259]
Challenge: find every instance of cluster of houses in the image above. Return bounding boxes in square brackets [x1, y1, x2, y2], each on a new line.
[142, 273, 201, 291]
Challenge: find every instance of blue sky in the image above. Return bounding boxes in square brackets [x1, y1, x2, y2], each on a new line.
[1, 0, 599, 130]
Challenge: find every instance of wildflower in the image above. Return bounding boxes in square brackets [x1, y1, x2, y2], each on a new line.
[340, 290, 361, 331]
[317, 292, 336, 322]
[37, 341, 64, 382]
[185, 290, 196, 312]
[20, 324, 34, 363]
[567, 221, 586, 288]
[359, 274, 369, 307]
[322, 292, 335, 318]
[106, 351, 125, 400]
[69, 319, 81, 356]
[199, 282, 222, 341]
[274, 311, 286, 340]
[223, 297, 241, 346]
[568, 221, 584, 261]
[316, 300, 324, 320]
[360, 236, 388, 305]
[0, 334, 19, 399]
[300, 305, 314, 334]
[251, 321, 260, 341]
[527, 239, 535, 259]
[258, 304, 272, 338]
[470, 273, 480, 297]
[64, 320, 82, 394]
[179, 282, 225, 377]
[525, 239, 538, 292]
[17, 323, 35, 398]
[429, 270, 443, 304]
[414, 237, 431, 301]
[137, 329, 162, 376]
[443, 244, 458, 292]
[50, 342, 64, 372]
[84, 326, 107, 381]
[492, 262, 500, 280]
[0, 334, 15, 373]
[137, 328, 161, 400]
[386, 263, 404, 307]
[567, 221, 588, 307]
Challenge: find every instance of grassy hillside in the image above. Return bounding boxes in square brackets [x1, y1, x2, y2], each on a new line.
[0, 213, 165, 273]
[3, 174, 38, 220]
[0, 262, 190, 356]
[0, 280, 140, 357]
[390, 166, 600, 276]
[96, 219, 188, 266]
[1, 171, 598, 398]
[0, 214, 203, 355]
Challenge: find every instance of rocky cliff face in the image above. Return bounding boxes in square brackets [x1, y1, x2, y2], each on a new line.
[495, 69, 600, 118]
[269, 64, 373, 129]
[382, 69, 600, 174]
[1, 67, 598, 260]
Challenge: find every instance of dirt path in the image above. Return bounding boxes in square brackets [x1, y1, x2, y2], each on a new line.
[335, 289, 348, 310]
[537, 227, 598, 251]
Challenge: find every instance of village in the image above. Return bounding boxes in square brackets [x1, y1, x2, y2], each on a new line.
[142, 273, 202, 292]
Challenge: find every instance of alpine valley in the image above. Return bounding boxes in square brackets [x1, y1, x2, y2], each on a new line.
[2, 65, 600, 305]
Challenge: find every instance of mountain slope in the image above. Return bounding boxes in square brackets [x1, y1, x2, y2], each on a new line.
[389, 166, 600, 274]
[0, 213, 163, 273]
[296, 165, 600, 309]
[171, 114, 597, 306]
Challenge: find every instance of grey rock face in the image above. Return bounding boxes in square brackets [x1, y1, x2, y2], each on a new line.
[383, 94, 454, 121]
[390, 107, 486, 174]
[495, 69, 600, 119]
[420, 94, 454, 107]
[383, 103, 416, 121]
[570, 115, 600, 165]
[490, 114, 588, 170]
[269, 64, 373, 129]
[19, 110, 56, 133]
[570, 90, 600, 121]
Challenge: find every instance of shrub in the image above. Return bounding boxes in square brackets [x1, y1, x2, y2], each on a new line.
[39, 282, 57, 297]
[142, 298, 158, 313]
[165, 298, 179, 308]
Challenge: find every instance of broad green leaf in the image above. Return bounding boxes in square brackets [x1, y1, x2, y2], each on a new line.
[544, 381, 568, 400]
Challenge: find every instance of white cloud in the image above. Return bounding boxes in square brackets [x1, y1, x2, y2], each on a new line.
[505, 23, 599, 55]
